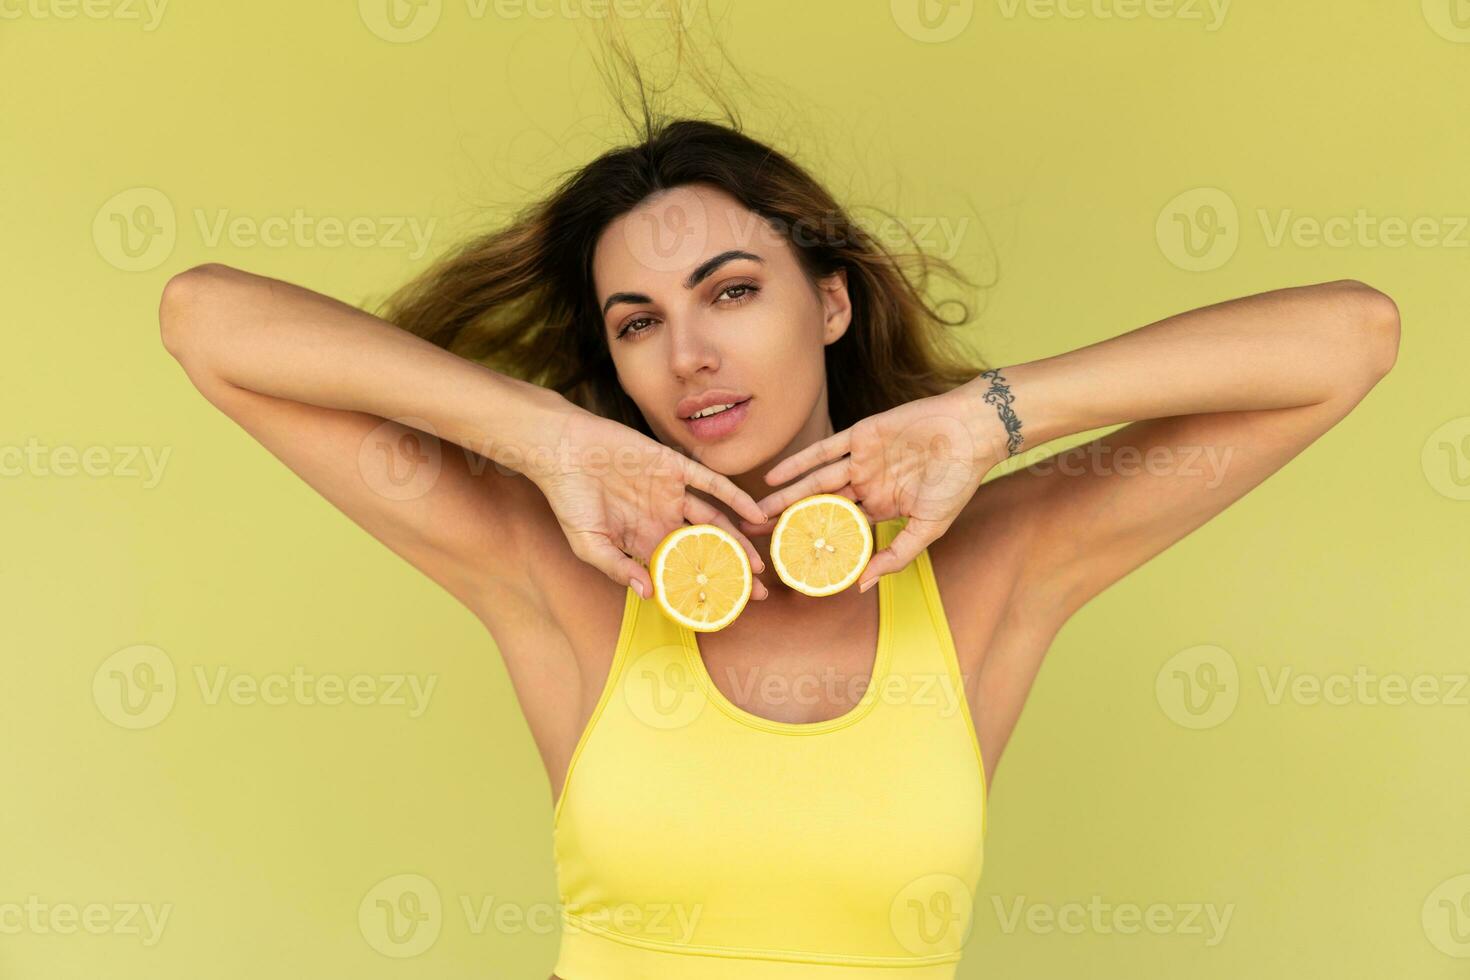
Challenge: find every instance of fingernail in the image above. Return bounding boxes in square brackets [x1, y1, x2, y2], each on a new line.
[858, 579, 872, 593]
[635, 581, 647, 598]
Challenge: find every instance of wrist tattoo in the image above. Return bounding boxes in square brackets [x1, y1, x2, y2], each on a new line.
[978, 368, 1024, 457]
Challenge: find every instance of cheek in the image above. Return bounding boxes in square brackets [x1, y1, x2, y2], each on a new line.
[739, 311, 826, 430]
[610, 345, 680, 437]
[748, 294, 825, 364]
[607, 346, 644, 399]
[768, 301, 827, 380]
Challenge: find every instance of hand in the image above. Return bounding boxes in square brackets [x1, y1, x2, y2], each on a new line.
[527, 407, 771, 601]
[741, 386, 1008, 592]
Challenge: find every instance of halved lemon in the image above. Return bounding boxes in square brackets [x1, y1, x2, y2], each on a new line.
[770, 493, 874, 597]
[649, 524, 753, 632]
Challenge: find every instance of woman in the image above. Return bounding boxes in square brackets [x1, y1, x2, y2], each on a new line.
[158, 112, 1399, 976]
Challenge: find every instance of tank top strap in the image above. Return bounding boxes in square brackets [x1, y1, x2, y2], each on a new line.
[872, 518, 981, 773]
[874, 516, 954, 680]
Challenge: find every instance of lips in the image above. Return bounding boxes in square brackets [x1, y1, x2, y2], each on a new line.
[676, 389, 752, 420]
[680, 396, 752, 441]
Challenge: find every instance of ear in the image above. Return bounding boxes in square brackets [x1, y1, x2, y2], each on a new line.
[817, 267, 853, 345]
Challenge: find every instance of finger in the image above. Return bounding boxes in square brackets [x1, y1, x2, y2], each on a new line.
[684, 495, 768, 579]
[856, 519, 944, 593]
[763, 429, 851, 486]
[682, 460, 767, 526]
[737, 482, 874, 536]
[828, 484, 887, 525]
[570, 530, 654, 599]
[738, 515, 777, 536]
[752, 458, 852, 519]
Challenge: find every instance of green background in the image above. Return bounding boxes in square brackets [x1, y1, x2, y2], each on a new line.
[3, 0, 1467, 976]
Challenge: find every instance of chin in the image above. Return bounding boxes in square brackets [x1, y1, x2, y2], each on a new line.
[680, 436, 762, 475]
[681, 441, 739, 471]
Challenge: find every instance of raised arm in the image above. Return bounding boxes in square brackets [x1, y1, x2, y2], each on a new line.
[159, 262, 770, 617]
[158, 261, 576, 621]
[961, 277, 1401, 626]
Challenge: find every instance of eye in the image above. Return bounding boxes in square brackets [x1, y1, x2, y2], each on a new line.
[717, 280, 760, 305]
[614, 281, 761, 341]
[616, 315, 656, 340]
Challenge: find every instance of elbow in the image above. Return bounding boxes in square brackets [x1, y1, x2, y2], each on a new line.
[1332, 279, 1401, 383]
[158, 262, 239, 362]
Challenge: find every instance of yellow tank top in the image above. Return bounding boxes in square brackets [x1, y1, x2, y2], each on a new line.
[552, 517, 988, 978]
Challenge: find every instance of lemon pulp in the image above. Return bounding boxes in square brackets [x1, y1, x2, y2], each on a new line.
[770, 494, 874, 597]
[650, 524, 753, 632]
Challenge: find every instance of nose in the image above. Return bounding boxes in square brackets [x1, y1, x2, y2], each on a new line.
[667, 317, 720, 380]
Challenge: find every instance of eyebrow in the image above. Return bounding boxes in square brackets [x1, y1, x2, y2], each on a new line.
[600, 249, 765, 317]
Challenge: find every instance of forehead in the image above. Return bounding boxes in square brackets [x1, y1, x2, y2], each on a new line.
[592, 183, 793, 288]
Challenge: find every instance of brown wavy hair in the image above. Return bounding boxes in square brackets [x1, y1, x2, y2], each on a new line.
[375, 9, 989, 442]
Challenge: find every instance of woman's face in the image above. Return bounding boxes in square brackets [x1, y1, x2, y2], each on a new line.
[592, 182, 852, 490]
